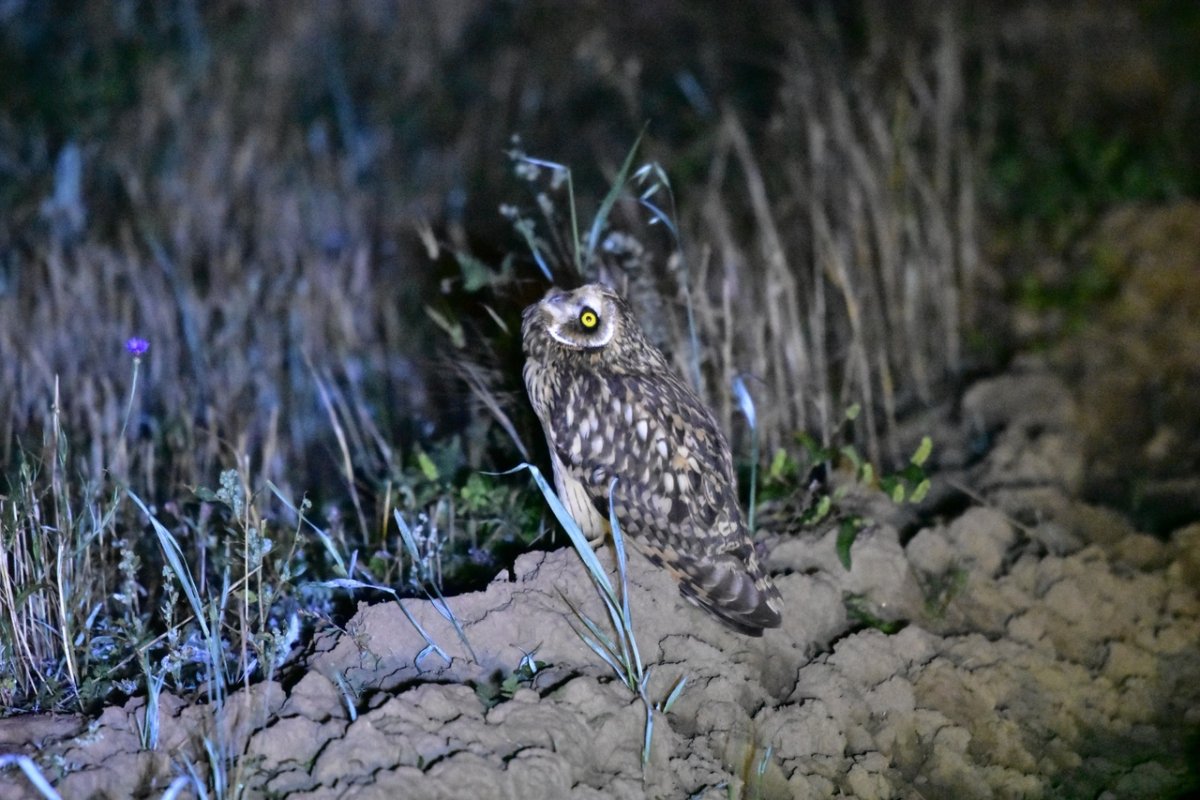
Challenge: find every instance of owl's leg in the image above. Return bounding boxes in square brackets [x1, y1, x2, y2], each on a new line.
[552, 461, 611, 550]
[587, 516, 613, 550]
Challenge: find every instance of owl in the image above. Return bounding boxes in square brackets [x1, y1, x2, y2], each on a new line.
[521, 283, 783, 636]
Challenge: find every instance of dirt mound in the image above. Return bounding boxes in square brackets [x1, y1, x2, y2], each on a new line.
[2, 367, 1198, 799]
[1067, 201, 1200, 532]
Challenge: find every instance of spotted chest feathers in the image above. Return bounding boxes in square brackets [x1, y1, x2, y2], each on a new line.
[521, 283, 784, 636]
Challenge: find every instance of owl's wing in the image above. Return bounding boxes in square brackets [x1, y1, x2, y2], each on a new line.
[550, 368, 782, 635]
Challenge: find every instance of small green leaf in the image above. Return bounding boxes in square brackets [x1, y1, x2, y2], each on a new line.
[836, 518, 860, 570]
[425, 305, 466, 348]
[475, 681, 501, 709]
[415, 449, 440, 482]
[457, 252, 494, 292]
[815, 494, 832, 520]
[859, 461, 875, 485]
[910, 478, 931, 504]
[911, 435, 933, 467]
[795, 432, 826, 461]
[802, 492, 832, 525]
[840, 445, 863, 472]
[844, 403, 861, 421]
[890, 483, 906, 503]
[481, 303, 510, 334]
[845, 594, 906, 634]
[459, 473, 493, 510]
[767, 448, 790, 482]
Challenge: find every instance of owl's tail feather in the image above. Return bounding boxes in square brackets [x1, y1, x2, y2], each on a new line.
[674, 550, 783, 637]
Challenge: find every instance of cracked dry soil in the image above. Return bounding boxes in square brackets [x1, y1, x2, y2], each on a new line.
[2, 364, 1199, 800]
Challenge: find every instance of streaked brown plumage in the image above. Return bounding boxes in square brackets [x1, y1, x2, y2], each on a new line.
[521, 283, 783, 636]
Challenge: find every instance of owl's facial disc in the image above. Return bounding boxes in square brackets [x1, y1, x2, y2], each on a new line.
[540, 285, 617, 349]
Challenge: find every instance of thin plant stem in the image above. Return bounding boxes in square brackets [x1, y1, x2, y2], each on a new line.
[119, 357, 142, 440]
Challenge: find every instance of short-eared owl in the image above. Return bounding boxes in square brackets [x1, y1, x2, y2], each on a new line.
[521, 283, 783, 636]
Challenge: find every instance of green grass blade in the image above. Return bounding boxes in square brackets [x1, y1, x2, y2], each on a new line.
[836, 518, 860, 570]
[584, 130, 645, 268]
[911, 435, 933, 467]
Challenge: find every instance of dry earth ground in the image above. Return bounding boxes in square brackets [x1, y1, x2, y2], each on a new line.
[2, 359, 1198, 799]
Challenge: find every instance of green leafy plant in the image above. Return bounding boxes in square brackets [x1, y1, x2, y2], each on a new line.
[843, 593, 906, 635]
[474, 648, 547, 710]
[774, 405, 934, 571]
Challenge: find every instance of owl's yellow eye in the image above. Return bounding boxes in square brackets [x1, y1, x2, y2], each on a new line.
[579, 308, 599, 329]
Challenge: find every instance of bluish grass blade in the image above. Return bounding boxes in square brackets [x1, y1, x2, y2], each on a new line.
[732, 375, 760, 533]
[127, 489, 209, 639]
[317, 577, 449, 667]
[393, 507, 422, 564]
[489, 464, 615, 597]
[393, 509, 478, 662]
[506, 459, 659, 763]
[606, 477, 643, 681]
[517, 156, 566, 171]
[332, 671, 358, 722]
[660, 674, 688, 713]
[180, 758, 210, 800]
[0, 755, 62, 800]
[641, 693, 654, 767]
[267, 482, 347, 576]
[160, 776, 191, 800]
[512, 218, 554, 281]
[429, 592, 477, 663]
[757, 745, 774, 776]
[511, 155, 576, 275]
[637, 197, 681, 239]
[558, 591, 624, 674]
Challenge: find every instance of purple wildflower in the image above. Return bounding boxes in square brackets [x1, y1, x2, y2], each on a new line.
[125, 337, 149, 358]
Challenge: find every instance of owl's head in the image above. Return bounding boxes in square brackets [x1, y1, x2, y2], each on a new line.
[522, 283, 672, 373]
[522, 283, 627, 351]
